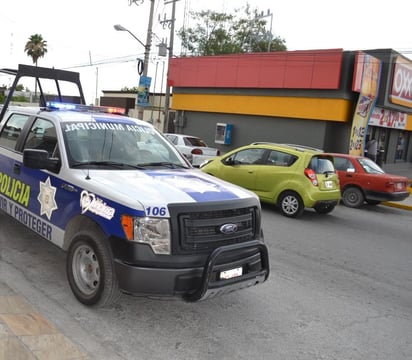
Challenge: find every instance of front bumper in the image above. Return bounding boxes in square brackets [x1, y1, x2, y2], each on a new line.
[114, 240, 269, 301]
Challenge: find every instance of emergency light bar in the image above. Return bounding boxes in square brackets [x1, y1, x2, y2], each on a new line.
[46, 101, 126, 115]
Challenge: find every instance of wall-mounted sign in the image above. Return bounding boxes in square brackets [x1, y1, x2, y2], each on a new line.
[137, 75, 151, 107]
[369, 106, 407, 129]
[352, 52, 381, 98]
[350, 52, 382, 156]
[390, 56, 412, 108]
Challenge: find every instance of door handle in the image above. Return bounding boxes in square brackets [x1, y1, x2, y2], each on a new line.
[13, 163, 21, 175]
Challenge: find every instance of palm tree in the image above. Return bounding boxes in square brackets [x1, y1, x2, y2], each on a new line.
[24, 34, 48, 99]
[24, 34, 48, 65]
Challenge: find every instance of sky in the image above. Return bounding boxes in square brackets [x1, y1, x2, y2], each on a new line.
[1, 0, 411, 104]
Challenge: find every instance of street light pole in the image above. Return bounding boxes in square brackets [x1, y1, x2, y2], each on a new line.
[114, 0, 155, 119]
[113, 24, 146, 48]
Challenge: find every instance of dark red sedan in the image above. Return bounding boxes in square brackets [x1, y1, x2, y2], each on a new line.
[326, 153, 410, 208]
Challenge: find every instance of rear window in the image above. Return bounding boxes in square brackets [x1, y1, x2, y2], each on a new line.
[333, 157, 355, 172]
[309, 156, 335, 174]
[185, 137, 207, 147]
[0, 113, 31, 150]
[358, 158, 385, 174]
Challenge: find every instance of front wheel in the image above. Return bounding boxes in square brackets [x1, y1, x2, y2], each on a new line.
[66, 229, 120, 307]
[341, 187, 364, 208]
[278, 191, 304, 218]
[314, 204, 335, 214]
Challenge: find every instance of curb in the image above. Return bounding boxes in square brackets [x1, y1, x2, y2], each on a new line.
[382, 201, 412, 211]
[382, 185, 412, 211]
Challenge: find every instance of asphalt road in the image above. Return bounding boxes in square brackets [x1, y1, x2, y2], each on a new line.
[1, 203, 411, 360]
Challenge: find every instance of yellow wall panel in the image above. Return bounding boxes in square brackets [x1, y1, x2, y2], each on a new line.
[406, 114, 412, 131]
[172, 94, 353, 123]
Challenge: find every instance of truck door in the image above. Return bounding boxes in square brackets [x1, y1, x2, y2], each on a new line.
[0, 113, 32, 214]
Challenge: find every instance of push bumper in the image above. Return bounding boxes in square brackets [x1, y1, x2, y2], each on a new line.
[114, 240, 269, 301]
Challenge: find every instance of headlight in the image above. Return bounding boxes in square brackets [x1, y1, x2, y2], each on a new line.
[122, 215, 171, 255]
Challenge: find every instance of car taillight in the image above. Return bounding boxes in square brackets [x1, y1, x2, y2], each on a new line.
[386, 181, 405, 190]
[385, 181, 395, 189]
[191, 148, 203, 155]
[304, 168, 318, 186]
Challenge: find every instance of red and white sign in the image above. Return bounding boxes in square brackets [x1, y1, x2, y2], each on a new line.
[390, 56, 412, 108]
[369, 106, 407, 129]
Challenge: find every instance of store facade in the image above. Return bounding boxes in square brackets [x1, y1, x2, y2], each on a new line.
[167, 48, 412, 166]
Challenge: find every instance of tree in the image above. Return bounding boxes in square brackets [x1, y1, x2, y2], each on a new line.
[24, 34, 48, 66]
[178, 5, 286, 56]
[24, 34, 47, 99]
[121, 86, 139, 93]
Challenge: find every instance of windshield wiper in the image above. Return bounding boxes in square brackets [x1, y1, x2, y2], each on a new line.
[138, 162, 189, 169]
[71, 161, 146, 169]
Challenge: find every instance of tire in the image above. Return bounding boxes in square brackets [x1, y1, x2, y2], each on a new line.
[314, 204, 335, 214]
[66, 229, 121, 307]
[366, 199, 381, 206]
[278, 191, 304, 218]
[341, 186, 364, 208]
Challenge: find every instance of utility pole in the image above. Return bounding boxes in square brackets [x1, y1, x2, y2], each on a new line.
[161, 0, 178, 133]
[143, 0, 155, 78]
[252, 9, 273, 52]
[116, 0, 156, 119]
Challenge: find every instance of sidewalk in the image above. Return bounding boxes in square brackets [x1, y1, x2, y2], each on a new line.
[0, 280, 90, 360]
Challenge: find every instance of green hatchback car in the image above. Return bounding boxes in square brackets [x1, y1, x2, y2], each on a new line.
[201, 143, 341, 217]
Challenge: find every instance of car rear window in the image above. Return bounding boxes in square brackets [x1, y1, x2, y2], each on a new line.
[185, 137, 207, 147]
[309, 156, 335, 174]
[358, 158, 385, 174]
[333, 157, 355, 172]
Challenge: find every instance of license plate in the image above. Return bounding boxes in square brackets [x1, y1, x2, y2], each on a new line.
[396, 182, 403, 190]
[324, 180, 333, 188]
[220, 267, 243, 280]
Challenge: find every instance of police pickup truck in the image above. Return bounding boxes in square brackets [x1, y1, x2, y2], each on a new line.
[0, 64, 269, 306]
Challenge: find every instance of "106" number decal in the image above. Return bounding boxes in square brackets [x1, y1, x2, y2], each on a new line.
[146, 206, 167, 217]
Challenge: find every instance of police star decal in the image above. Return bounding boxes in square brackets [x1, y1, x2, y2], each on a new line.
[37, 177, 58, 220]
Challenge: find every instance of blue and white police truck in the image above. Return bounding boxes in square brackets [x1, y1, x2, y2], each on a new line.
[0, 65, 269, 306]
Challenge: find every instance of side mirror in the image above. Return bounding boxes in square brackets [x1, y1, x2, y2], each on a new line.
[224, 157, 235, 165]
[23, 149, 61, 173]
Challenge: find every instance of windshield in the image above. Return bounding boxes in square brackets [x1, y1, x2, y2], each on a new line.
[62, 120, 189, 169]
[358, 157, 385, 174]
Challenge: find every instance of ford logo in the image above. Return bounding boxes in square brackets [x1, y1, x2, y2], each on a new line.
[220, 223, 238, 234]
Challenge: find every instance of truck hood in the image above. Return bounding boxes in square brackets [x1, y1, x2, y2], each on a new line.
[76, 168, 256, 209]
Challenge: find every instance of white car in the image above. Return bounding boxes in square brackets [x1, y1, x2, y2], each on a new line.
[164, 133, 220, 167]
